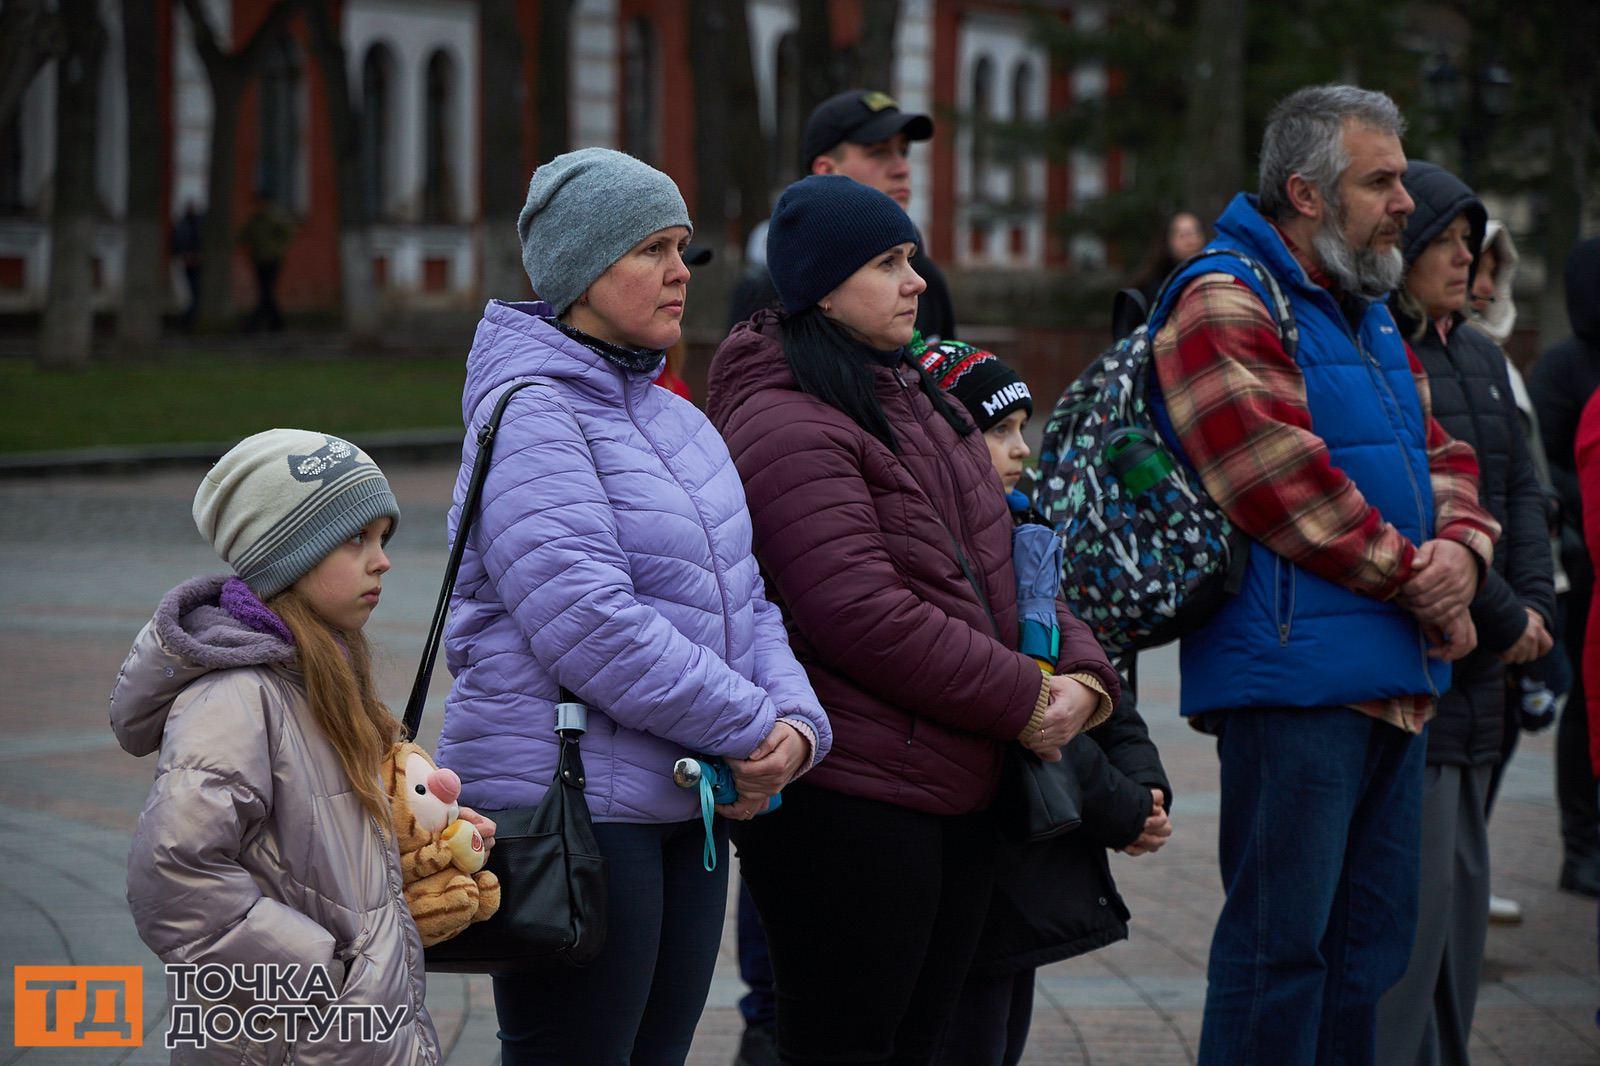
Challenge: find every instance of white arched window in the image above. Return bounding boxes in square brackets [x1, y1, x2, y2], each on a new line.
[421, 49, 457, 223]
[1010, 62, 1034, 209]
[970, 56, 995, 207]
[359, 43, 395, 223]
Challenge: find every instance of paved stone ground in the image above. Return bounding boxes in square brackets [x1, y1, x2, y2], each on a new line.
[1, 461, 1596, 1064]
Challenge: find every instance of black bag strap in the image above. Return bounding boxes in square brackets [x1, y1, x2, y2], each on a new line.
[402, 380, 582, 741]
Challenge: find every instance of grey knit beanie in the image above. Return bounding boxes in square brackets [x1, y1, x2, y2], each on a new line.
[517, 148, 693, 315]
[194, 429, 401, 599]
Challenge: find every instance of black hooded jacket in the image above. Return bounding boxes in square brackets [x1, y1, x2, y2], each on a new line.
[1399, 162, 1555, 767]
[970, 691, 1171, 978]
[1530, 236, 1600, 587]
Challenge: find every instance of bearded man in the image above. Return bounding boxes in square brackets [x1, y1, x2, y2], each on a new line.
[1147, 85, 1501, 1065]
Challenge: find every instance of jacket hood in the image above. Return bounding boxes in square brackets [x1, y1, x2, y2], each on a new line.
[109, 574, 296, 756]
[462, 300, 667, 424]
[704, 309, 795, 431]
[1400, 161, 1487, 280]
[1470, 220, 1520, 342]
[1565, 236, 1600, 346]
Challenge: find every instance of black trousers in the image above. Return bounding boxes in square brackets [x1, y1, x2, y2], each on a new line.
[734, 781, 997, 1066]
[933, 968, 1034, 1066]
[1558, 583, 1600, 862]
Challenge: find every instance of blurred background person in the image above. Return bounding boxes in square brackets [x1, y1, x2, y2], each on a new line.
[1530, 236, 1600, 900]
[1376, 161, 1554, 1066]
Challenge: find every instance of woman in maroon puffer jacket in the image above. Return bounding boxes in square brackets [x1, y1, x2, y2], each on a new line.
[705, 175, 1119, 1064]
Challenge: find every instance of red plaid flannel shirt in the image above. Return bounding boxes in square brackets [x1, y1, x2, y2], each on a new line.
[1151, 234, 1499, 732]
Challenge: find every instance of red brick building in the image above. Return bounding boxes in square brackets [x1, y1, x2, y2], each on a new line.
[1, 0, 1115, 317]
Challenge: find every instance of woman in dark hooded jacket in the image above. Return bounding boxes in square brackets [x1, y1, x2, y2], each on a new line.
[1373, 160, 1556, 1066]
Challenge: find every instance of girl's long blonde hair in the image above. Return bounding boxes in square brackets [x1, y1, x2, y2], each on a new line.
[267, 589, 400, 821]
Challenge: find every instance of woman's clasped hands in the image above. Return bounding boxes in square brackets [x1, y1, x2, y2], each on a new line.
[718, 720, 813, 821]
[1020, 674, 1102, 762]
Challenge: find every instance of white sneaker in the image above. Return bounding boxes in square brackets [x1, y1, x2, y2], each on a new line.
[1488, 894, 1523, 924]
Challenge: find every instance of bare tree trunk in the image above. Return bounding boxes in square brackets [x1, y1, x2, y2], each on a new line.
[722, 0, 768, 237]
[853, 0, 899, 92]
[534, 0, 574, 164]
[117, 0, 165, 355]
[196, 70, 244, 329]
[39, 0, 105, 370]
[177, 0, 303, 331]
[305, 0, 380, 342]
[0, 0, 64, 133]
[1180, 0, 1244, 224]
[1537, 85, 1589, 347]
[795, 0, 839, 134]
[689, 0, 732, 248]
[481, 0, 530, 300]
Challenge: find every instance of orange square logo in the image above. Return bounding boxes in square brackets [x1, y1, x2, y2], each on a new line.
[13, 966, 142, 1047]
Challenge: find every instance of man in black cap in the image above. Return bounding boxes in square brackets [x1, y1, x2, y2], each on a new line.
[728, 89, 958, 345]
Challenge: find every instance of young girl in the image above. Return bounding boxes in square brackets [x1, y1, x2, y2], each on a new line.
[112, 429, 456, 1065]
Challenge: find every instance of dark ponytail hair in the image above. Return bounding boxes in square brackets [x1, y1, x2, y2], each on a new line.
[778, 307, 972, 454]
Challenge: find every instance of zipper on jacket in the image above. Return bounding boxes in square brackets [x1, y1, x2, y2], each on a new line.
[1346, 326, 1441, 698]
[892, 366, 909, 389]
[622, 377, 737, 661]
[1274, 555, 1295, 646]
[1350, 328, 1440, 694]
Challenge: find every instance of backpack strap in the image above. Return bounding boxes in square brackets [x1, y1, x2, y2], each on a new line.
[1149, 248, 1299, 358]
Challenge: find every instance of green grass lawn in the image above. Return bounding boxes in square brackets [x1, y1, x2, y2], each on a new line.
[0, 354, 467, 453]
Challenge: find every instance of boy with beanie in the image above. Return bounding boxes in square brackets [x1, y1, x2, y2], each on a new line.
[919, 339, 1035, 503]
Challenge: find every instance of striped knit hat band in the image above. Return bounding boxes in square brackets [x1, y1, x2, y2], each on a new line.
[194, 429, 401, 600]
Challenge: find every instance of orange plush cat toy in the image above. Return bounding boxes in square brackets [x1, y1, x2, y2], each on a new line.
[381, 742, 501, 947]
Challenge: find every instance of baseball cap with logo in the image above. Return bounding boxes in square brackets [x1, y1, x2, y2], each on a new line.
[801, 90, 935, 173]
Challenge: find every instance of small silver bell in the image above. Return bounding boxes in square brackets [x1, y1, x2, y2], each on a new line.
[673, 757, 704, 789]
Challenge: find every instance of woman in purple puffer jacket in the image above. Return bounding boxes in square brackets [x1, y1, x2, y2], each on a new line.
[437, 148, 831, 1065]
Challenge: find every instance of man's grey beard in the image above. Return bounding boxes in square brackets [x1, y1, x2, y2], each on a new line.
[1311, 206, 1405, 300]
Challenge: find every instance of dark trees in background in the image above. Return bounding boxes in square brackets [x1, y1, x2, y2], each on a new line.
[118, 0, 165, 354]
[688, 0, 769, 247]
[39, 0, 105, 369]
[1180, 0, 1245, 227]
[792, 0, 902, 136]
[854, 0, 900, 93]
[722, 0, 770, 238]
[176, 0, 302, 330]
[0, 0, 64, 134]
[534, 0, 575, 164]
[1458, 0, 1600, 346]
[305, 0, 380, 341]
[481, 0, 530, 301]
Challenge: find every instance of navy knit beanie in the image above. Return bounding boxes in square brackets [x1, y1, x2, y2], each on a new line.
[765, 175, 921, 314]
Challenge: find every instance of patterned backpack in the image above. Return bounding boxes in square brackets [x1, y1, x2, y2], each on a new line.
[1034, 249, 1297, 655]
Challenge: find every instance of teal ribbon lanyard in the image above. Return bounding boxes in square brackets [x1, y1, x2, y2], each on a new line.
[697, 768, 718, 872]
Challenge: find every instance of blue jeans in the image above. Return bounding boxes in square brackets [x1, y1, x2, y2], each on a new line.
[493, 818, 728, 1065]
[1198, 707, 1425, 1066]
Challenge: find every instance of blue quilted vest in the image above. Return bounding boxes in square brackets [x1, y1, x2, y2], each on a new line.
[1149, 194, 1450, 716]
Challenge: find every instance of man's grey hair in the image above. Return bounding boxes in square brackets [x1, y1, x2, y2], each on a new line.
[1258, 85, 1407, 219]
